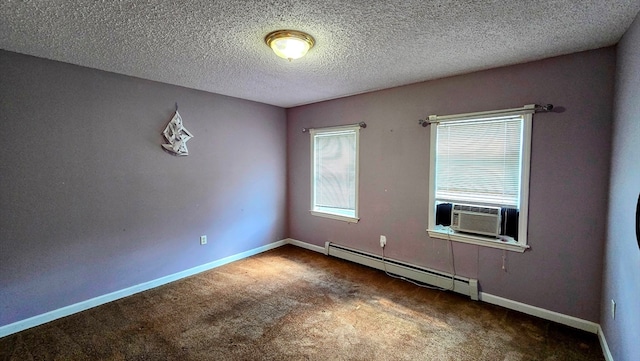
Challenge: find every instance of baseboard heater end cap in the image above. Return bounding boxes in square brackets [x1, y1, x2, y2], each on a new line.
[469, 279, 479, 301]
[324, 241, 331, 255]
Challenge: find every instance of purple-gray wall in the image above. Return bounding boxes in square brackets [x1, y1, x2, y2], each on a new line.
[287, 48, 615, 322]
[602, 12, 640, 361]
[1, 37, 630, 349]
[0, 50, 287, 327]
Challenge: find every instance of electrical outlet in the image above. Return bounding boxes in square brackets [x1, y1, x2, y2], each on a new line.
[200, 235, 207, 245]
[380, 235, 386, 248]
[611, 299, 616, 320]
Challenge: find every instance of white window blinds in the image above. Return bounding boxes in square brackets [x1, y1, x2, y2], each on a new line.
[435, 115, 523, 207]
[312, 129, 358, 217]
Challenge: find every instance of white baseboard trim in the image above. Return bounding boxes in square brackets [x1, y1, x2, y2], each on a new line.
[597, 325, 614, 361]
[285, 238, 326, 254]
[479, 292, 599, 334]
[0, 239, 287, 339]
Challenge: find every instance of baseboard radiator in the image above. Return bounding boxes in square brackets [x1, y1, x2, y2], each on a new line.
[324, 242, 479, 300]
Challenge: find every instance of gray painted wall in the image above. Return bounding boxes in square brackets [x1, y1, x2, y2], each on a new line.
[287, 48, 615, 322]
[0, 50, 287, 326]
[602, 12, 640, 361]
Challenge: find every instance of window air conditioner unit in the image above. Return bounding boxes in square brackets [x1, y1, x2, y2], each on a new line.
[451, 204, 501, 237]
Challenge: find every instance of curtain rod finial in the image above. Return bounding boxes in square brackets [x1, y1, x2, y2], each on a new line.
[536, 104, 553, 112]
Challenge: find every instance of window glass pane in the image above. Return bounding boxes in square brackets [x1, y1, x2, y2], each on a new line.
[435, 116, 522, 207]
[313, 130, 356, 214]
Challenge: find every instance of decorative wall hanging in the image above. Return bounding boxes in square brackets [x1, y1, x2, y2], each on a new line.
[162, 107, 193, 156]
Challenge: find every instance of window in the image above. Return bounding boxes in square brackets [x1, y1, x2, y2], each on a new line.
[310, 125, 360, 223]
[427, 105, 533, 252]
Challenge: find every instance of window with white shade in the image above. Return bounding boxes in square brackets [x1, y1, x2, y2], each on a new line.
[310, 125, 360, 223]
[427, 105, 534, 252]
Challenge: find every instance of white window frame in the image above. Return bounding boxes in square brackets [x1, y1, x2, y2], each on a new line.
[310, 125, 360, 223]
[427, 105, 534, 252]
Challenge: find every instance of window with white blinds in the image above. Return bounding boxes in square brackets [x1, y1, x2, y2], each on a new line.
[427, 106, 534, 252]
[310, 126, 360, 222]
[435, 115, 523, 207]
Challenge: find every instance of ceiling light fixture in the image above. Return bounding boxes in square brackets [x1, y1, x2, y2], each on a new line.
[265, 30, 315, 61]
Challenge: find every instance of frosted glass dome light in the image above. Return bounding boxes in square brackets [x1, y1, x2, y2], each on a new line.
[265, 30, 315, 61]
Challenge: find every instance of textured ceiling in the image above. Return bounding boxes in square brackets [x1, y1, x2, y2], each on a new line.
[1, 1, 639, 108]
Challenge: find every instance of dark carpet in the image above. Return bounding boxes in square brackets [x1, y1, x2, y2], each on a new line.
[0, 245, 604, 360]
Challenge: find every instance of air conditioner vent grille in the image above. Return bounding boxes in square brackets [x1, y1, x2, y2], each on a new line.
[453, 204, 499, 215]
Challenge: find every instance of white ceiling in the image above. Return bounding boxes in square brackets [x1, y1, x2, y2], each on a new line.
[1, 1, 639, 108]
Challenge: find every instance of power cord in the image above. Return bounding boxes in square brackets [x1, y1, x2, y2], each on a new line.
[380, 232, 456, 292]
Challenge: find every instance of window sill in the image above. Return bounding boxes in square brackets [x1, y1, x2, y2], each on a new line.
[427, 228, 529, 253]
[310, 210, 359, 223]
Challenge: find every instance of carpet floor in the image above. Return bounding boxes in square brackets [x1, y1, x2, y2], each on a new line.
[0, 245, 604, 360]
